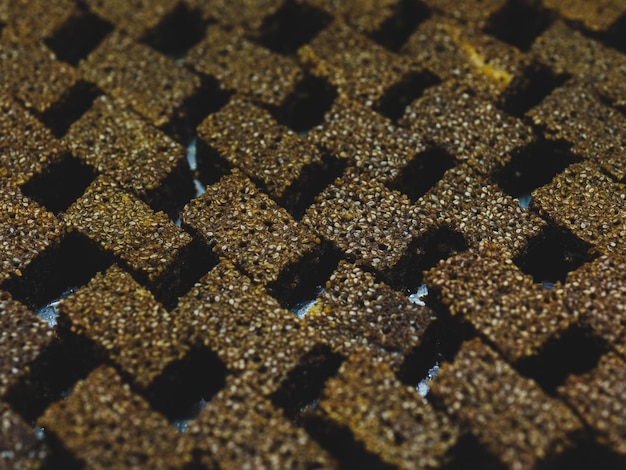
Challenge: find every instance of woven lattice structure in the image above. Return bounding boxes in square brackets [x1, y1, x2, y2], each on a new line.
[1, 0, 626, 468]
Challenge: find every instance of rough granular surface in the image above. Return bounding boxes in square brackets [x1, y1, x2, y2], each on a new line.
[1, 1, 626, 468]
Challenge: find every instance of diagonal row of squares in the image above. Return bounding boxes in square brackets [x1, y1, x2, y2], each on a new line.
[2, 0, 626, 468]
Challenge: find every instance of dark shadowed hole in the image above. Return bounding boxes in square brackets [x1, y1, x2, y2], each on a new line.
[552, 439, 626, 470]
[257, 1, 332, 55]
[397, 313, 474, 396]
[141, 2, 207, 58]
[266, 244, 341, 315]
[500, 64, 569, 117]
[370, 0, 431, 51]
[2, 233, 113, 311]
[195, 139, 234, 188]
[484, 0, 554, 51]
[146, 347, 227, 425]
[278, 153, 346, 220]
[143, 158, 196, 222]
[605, 13, 626, 54]
[300, 408, 396, 470]
[41, 433, 84, 470]
[38, 82, 102, 138]
[382, 225, 467, 295]
[514, 326, 608, 396]
[375, 70, 441, 123]
[440, 434, 507, 470]
[21, 155, 95, 214]
[388, 147, 455, 202]
[5, 332, 102, 424]
[45, 11, 113, 65]
[160, 77, 232, 144]
[494, 139, 578, 199]
[513, 226, 597, 286]
[270, 75, 337, 134]
[147, 238, 218, 311]
[271, 345, 343, 419]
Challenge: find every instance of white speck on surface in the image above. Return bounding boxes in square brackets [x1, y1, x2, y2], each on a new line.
[186, 137, 197, 171]
[416, 362, 441, 398]
[408, 283, 429, 307]
[518, 192, 531, 209]
[172, 398, 208, 432]
[292, 286, 324, 319]
[193, 179, 206, 197]
[34, 288, 76, 327]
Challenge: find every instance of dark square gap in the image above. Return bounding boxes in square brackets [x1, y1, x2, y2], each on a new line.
[45, 10, 113, 66]
[493, 139, 579, 200]
[195, 139, 235, 189]
[277, 152, 347, 220]
[141, 2, 207, 59]
[514, 325, 608, 396]
[270, 345, 343, 420]
[143, 158, 196, 222]
[1, 232, 113, 312]
[20, 154, 96, 214]
[40, 436, 83, 470]
[257, 0, 332, 55]
[552, 439, 626, 470]
[382, 225, 467, 295]
[513, 225, 597, 286]
[160, 76, 232, 144]
[499, 65, 570, 117]
[605, 13, 626, 54]
[375, 70, 441, 123]
[388, 147, 456, 203]
[38, 81, 102, 138]
[266, 243, 341, 316]
[269, 75, 337, 135]
[4, 332, 102, 424]
[441, 434, 507, 470]
[397, 311, 475, 397]
[484, 0, 554, 51]
[299, 408, 396, 470]
[144, 346, 227, 428]
[141, 237, 219, 312]
[369, 0, 431, 51]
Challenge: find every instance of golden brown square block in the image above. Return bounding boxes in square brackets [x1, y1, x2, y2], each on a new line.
[63, 177, 192, 284]
[80, 31, 201, 128]
[64, 95, 187, 196]
[183, 170, 319, 284]
[184, 376, 337, 468]
[59, 266, 187, 388]
[430, 338, 583, 469]
[38, 365, 192, 468]
[0, 291, 54, 398]
[304, 168, 420, 270]
[185, 25, 303, 107]
[0, 184, 65, 282]
[197, 98, 323, 199]
[308, 95, 427, 183]
[0, 30, 79, 114]
[425, 246, 574, 362]
[318, 352, 459, 469]
[1, 0, 626, 467]
[300, 20, 416, 106]
[0, 95, 67, 186]
[305, 260, 433, 366]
